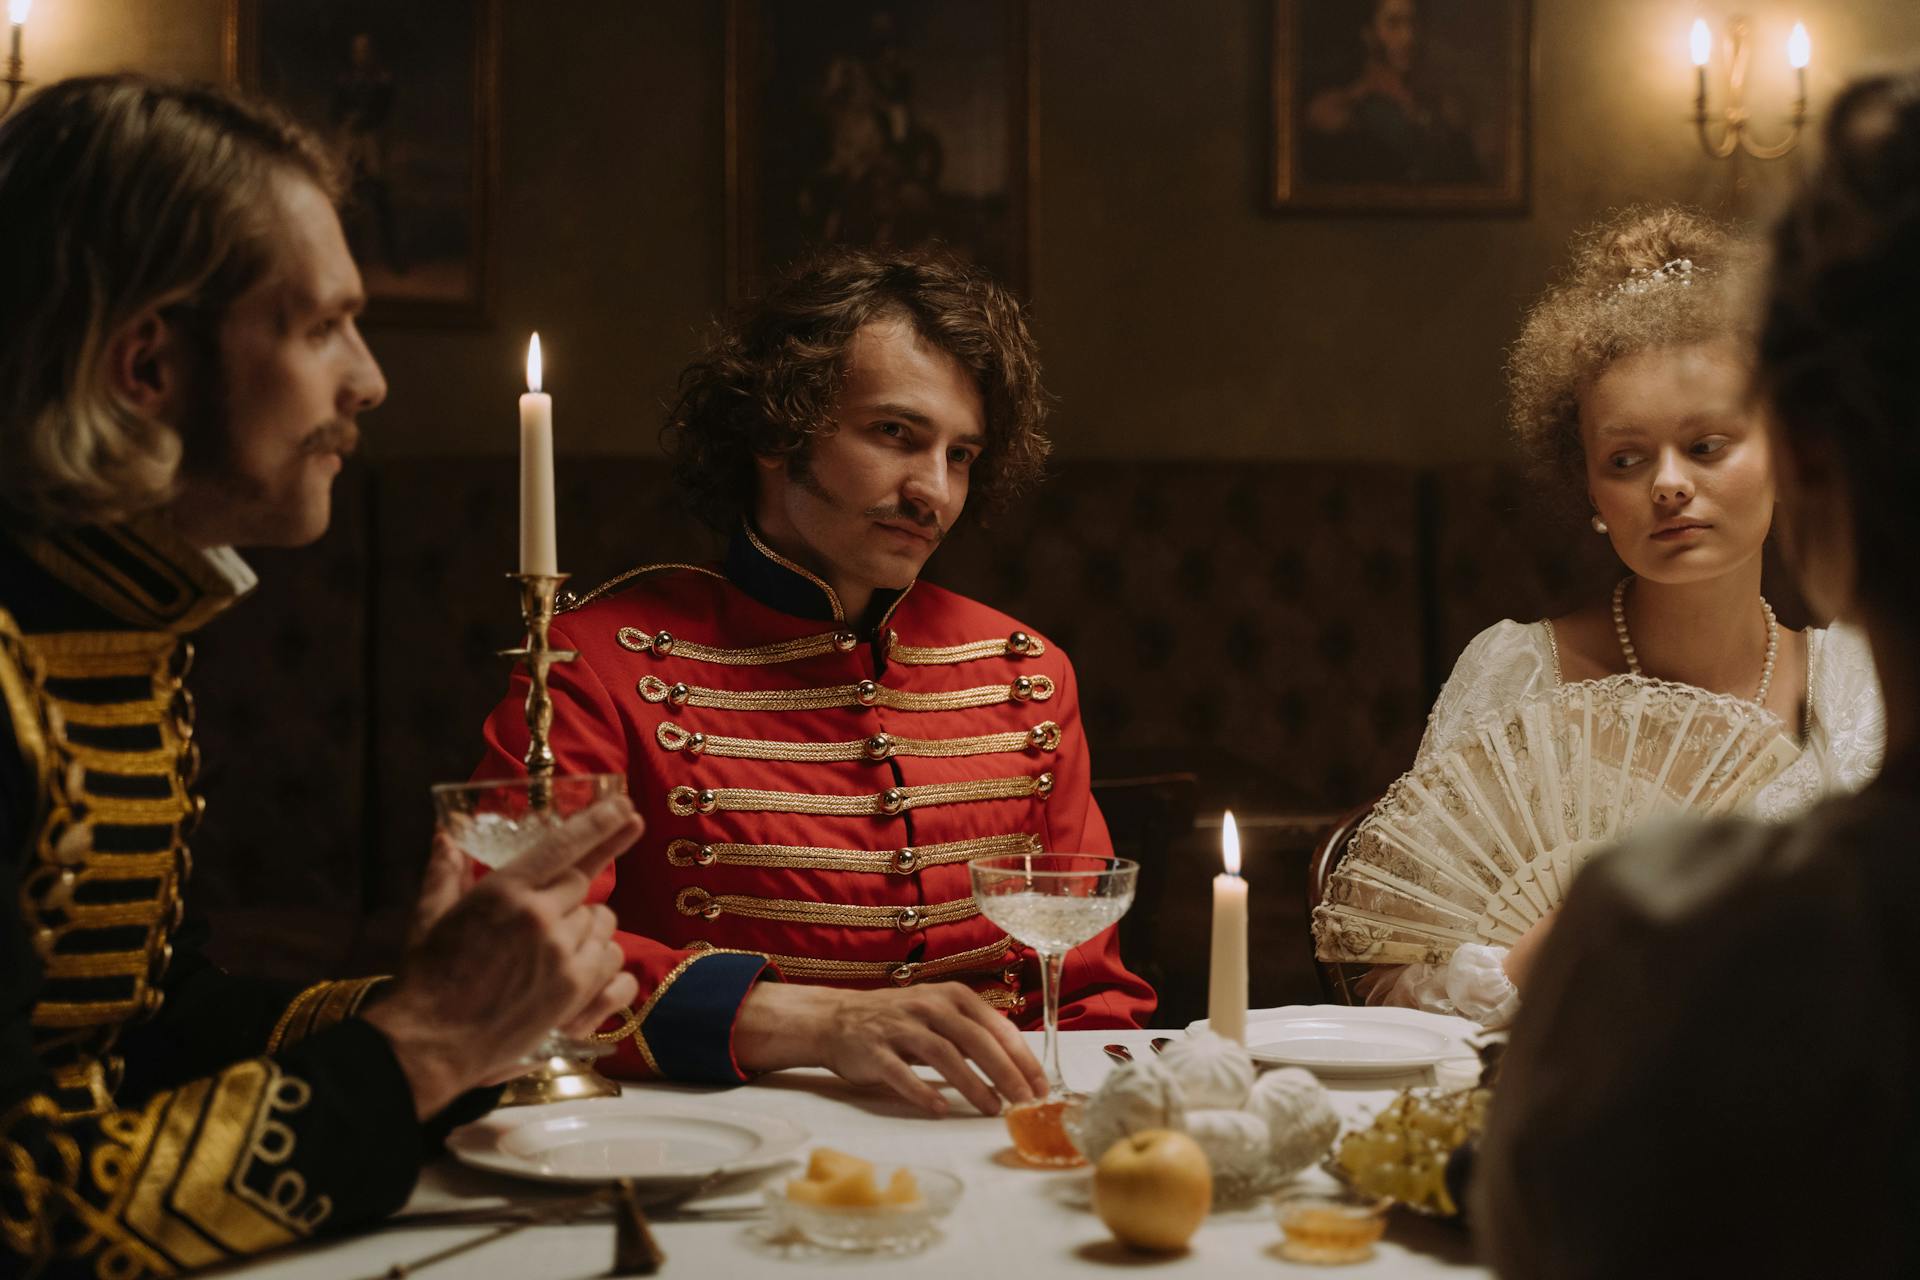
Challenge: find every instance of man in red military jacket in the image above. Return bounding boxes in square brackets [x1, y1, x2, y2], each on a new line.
[477, 248, 1154, 1115]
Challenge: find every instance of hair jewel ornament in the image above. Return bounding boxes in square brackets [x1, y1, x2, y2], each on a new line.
[1611, 257, 1700, 297]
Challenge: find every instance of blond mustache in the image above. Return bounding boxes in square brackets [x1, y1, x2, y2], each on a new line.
[302, 421, 361, 457]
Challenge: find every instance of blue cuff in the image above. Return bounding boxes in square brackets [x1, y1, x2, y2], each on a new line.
[644, 952, 770, 1084]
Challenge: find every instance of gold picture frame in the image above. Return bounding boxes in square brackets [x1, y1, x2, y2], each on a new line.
[1271, 0, 1530, 214]
[726, 0, 1034, 298]
[225, 0, 500, 325]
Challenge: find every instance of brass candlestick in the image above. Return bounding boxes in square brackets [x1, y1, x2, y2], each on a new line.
[495, 571, 621, 1106]
[499, 572, 578, 789]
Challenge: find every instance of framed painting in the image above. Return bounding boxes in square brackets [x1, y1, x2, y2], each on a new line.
[1272, 0, 1529, 213]
[727, 0, 1033, 298]
[225, 0, 500, 325]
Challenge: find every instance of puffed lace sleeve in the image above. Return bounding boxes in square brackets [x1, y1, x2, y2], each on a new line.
[1362, 620, 1555, 1019]
[1413, 620, 1558, 766]
[1809, 622, 1885, 795]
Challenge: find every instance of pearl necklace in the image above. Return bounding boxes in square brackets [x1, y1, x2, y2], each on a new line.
[1611, 576, 1778, 705]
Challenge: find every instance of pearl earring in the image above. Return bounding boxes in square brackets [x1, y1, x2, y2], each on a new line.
[1591, 515, 1609, 534]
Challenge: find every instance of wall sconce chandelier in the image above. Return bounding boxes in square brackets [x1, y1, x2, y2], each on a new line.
[3, 0, 30, 118]
[1691, 15, 1809, 160]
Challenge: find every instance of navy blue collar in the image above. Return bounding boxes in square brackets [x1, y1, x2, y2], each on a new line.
[724, 523, 908, 635]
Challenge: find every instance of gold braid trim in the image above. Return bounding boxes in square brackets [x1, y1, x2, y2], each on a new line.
[668, 772, 1053, 818]
[977, 989, 1028, 1012]
[2, 1058, 328, 1276]
[618, 625, 859, 667]
[655, 719, 1059, 763]
[676, 887, 979, 932]
[265, 977, 387, 1054]
[587, 948, 773, 1075]
[743, 524, 846, 622]
[560, 562, 728, 614]
[612, 624, 1047, 669]
[0, 611, 50, 838]
[666, 832, 1041, 874]
[120, 1060, 331, 1263]
[638, 672, 1054, 714]
[688, 935, 1014, 985]
[887, 631, 1047, 664]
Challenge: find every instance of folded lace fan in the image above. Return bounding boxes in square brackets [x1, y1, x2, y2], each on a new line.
[1312, 676, 1801, 966]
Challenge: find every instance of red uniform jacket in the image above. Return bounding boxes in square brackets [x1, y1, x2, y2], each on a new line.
[476, 525, 1155, 1084]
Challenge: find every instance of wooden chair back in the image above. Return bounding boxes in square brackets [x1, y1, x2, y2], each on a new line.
[1304, 800, 1379, 1005]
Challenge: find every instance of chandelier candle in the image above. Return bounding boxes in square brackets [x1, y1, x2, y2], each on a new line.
[519, 333, 557, 576]
[1208, 810, 1249, 1044]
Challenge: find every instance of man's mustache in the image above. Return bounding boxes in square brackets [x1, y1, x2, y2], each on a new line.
[302, 420, 361, 457]
[865, 502, 945, 543]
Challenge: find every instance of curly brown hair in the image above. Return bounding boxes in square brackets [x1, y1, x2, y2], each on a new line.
[1762, 73, 1920, 624]
[663, 247, 1051, 533]
[1506, 206, 1762, 519]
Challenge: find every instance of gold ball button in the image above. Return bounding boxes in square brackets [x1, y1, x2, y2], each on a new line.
[880, 787, 907, 815]
[667, 682, 691, 706]
[893, 848, 918, 872]
[1036, 772, 1055, 797]
[891, 964, 915, 985]
[863, 733, 894, 760]
[696, 789, 718, 815]
[652, 630, 676, 655]
[833, 630, 858, 652]
[1012, 676, 1035, 701]
[1008, 631, 1032, 653]
[686, 732, 707, 755]
[896, 907, 922, 931]
[855, 680, 880, 706]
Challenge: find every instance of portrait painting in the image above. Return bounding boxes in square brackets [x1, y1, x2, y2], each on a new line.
[1272, 0, 1529, 213]
[226, 0, 499, 324]
[727, 0, 1032, 297]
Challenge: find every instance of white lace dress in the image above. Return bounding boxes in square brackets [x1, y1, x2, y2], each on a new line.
[1365, 618, 1886, 1018]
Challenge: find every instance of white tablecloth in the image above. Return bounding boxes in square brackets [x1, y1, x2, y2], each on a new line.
[225, 1028, 1488, 1278]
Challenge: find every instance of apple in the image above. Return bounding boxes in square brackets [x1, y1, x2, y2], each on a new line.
[1091, 1129, 1213, 1252]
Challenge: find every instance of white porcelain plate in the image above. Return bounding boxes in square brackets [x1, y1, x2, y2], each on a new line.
[1188, 1006, 1474, 1077]
[447, 1096, 809, 1186]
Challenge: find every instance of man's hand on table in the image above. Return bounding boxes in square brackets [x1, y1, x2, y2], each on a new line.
[365, 795, 644, 1119]
[734, 982, 1048, 1117]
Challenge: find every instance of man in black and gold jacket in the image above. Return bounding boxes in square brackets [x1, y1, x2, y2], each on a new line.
[0, 78, 644, 1276]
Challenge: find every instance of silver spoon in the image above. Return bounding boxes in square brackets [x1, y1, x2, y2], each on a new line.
[1101, 1043, 1134, 1064]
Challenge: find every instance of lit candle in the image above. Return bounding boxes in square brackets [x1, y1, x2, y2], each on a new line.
[1208, 810, 1249, 1044]
[1787, 21, 1810, 105]
[519, 333, 557, 576]
[8, 0, 31, 66]
[1689, 18, 1712, 105]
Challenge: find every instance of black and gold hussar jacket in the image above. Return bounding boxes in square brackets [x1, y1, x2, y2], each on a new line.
[0, 519, 433, 1278]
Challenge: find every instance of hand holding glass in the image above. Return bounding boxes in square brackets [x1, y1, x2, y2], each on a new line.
[431, 773, 625, 1065]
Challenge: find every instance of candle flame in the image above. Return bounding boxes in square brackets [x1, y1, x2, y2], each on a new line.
[525, 333, 543, 393]
[1689, 19, 1712, 68]
[1787, 22, 1810, 70]
[8, 0, 31, 25]
[1222, 809, 1241, 877]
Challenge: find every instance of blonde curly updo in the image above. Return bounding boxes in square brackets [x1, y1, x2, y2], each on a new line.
[1506, 206, 1762, 518]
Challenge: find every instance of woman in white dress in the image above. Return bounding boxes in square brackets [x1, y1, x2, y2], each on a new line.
[1476, 75, 1920, 1274]
[1356, 207, 1885, 1020]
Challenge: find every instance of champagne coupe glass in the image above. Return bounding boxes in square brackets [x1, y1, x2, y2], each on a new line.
[431, 773, 624, 1071]
[970, 853, 1138, 1101]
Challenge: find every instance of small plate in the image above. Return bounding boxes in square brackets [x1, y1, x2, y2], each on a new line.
[1187, 1006, 1473, 1076]
[764, 1168, 963, 1252]
[447, 1096, 809, 1186]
